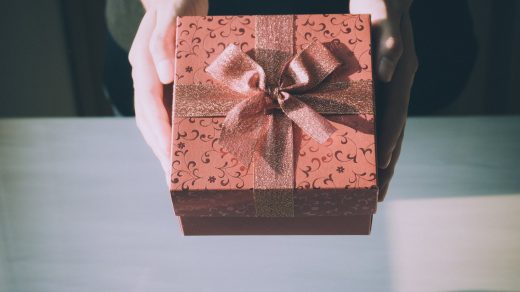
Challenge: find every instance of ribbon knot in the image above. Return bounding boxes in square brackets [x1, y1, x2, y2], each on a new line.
[206, 40, 343, 170]
[266, 86, 281, 100]
[264, 87, 283, 115]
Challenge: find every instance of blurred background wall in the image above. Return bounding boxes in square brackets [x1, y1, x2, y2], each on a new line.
[439, 0, 520, 115]
[0, 0, 519, 117]
[0, 0, 111, 117]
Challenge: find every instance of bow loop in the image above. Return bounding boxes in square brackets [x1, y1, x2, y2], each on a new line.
[206, 41, 342, 167]
[280, 41, 342, 93]
[206, 44, 266, 94]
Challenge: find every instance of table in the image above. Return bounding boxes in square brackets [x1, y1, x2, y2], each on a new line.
[1, 116, 519, 292]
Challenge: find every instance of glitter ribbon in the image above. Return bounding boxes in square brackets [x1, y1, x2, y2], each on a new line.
[174, 15, 373, 217]
[205, 41, 342, 168]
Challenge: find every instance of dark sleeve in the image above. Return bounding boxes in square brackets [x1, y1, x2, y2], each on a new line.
[105, 0, 145, 52]
[209, 0, 347, 15]
[104, 0, 478, 116]
[408, 0, 478, 115]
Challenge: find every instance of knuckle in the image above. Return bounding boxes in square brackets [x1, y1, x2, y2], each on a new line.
[128, 49, 136, 66]
[379, 34, 403, 66]
[134, 87, 162, 101]
[386, 35, 404, 58]
[379, 163, 395, 180]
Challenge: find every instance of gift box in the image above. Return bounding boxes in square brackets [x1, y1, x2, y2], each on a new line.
[170, 14, 378, 235]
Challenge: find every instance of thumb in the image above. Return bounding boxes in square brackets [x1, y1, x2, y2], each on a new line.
[374, 15, 404, 82]
[350, 0, 404, 82]
[149, 9, 177, 84]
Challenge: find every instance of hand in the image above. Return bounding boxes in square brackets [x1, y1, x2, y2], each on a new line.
[350, 0, 419, 201]
[129, 0, 208, 184]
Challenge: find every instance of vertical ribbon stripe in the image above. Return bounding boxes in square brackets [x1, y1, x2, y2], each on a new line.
[253, 15, 295, 217]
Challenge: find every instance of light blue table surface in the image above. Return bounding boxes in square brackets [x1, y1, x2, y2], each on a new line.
[1, 116, 519, 292]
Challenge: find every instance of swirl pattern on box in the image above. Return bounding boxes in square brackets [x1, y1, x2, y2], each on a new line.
[171, 14, 377, 217]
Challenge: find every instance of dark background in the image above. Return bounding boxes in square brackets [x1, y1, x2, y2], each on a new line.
[1, 0, 519, 117]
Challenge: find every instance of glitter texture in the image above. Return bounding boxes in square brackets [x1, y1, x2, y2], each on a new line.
[173, 15, 374, 217]
[174, 80, 374, 116]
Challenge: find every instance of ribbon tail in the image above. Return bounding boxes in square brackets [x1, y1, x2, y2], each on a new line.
[279, 92, 337, 144]
[219, 92, 269, 167]
[253, 113, 295, 217]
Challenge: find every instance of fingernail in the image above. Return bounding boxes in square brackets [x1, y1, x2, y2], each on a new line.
[378, 57, 395, 82]
[379, 152, 392, 169]
[157, 59, 174, 84]
[378, 183, 389, 202]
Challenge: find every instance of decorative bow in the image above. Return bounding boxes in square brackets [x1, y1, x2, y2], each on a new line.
[206, 41, 343, 169]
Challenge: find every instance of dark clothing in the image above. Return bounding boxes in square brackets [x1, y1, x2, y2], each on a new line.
[104, 0, 477, 116]
[409, 1, 477, 114]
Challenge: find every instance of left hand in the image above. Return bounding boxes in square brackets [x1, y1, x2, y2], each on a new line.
[129, 0, 209, 185]
[350, 0, 419, 201]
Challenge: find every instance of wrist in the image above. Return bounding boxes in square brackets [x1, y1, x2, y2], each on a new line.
[141, 0, 186, 11]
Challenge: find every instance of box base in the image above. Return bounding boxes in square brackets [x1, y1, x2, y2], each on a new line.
[179, 215, 373, 235]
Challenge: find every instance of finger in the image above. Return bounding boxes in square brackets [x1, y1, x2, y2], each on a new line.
[378, 127, 404, 201]
[350, 0, 404, 82]
[373, 12, 403, 82]
[377, 13, 418, 168]
[129, 11, 154, 69]
[135, 102, 168, 169]
[149, 7, 176, 84]
[130, 11, 173, 177]
[135, 102, 172, 187]
[130, 11, 171, 149]
[135, 95, 172, 173]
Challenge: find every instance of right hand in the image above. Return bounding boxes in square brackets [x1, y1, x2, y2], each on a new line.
[129, 0, 208, 184]
[350, 0, 419, 201]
